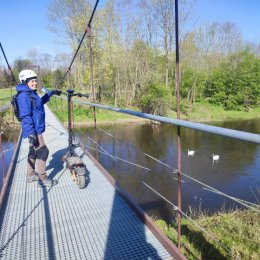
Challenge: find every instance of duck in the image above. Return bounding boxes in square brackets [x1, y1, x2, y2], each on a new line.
[188, 149, 195, 157]
[212, 154, 220, 162]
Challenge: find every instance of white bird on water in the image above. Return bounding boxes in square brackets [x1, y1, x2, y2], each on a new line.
[212, 154, 220, 162]
[188, 149, 195, 157]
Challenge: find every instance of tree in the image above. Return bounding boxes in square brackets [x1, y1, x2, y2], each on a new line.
[13, 59, 32, 80]
[0, 68, 14, 88]
[195, 22, 243, 71]
[204, 50, 260, 110]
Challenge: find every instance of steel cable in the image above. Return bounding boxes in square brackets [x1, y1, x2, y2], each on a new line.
[85, 144, 151, 171]
[59, 0, 100, 86]
[0, 42, 17, 85]
[0, 146, 15, 158]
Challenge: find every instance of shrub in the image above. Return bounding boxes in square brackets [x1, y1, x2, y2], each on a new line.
[139, 83, 172, 116]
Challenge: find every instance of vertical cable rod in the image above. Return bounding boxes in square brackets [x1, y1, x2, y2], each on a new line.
[174, 0, 182, 249]
[87, 27, 97, 128]
[0, 131, 6, 191]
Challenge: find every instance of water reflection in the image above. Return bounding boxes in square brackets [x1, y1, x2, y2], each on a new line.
[0, 131, 19, 188]
[74, 118, 260, 220]
[68, 119, 258, 220]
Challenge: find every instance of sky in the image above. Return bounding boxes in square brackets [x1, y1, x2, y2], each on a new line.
[0, 0, 260, 66]
[194, 0, 260, 43]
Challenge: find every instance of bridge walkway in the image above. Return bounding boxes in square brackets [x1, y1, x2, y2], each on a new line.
[0, 106, 183, 260]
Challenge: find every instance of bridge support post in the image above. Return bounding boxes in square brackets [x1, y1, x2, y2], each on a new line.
[0, 131, 6, 191]
[67, 89, 74, 156]
[174, 0, 182, 249]
[87, 26, 97, 128]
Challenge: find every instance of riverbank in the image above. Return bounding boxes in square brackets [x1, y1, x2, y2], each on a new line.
[1, 99, 260, 128]
[56, 101, 260, 127]
[155, 208, 260, 260]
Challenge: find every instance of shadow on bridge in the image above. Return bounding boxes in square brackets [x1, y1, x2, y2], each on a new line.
[103, 182, 163, 260]
[46, 147, 67, 180]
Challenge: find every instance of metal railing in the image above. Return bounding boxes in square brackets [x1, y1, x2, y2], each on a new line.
[67, 97, 260, 145]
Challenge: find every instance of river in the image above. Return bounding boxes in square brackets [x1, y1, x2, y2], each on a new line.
[74, 118, 260, 221]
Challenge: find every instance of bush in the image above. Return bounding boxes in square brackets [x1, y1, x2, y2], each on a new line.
[139, 83, 171, 116]
[204, 50, 260, 111]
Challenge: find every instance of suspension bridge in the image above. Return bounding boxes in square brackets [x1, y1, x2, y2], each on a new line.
[0, 95, 259, 260]
[0, 0, 260, 259]
[0, 106, 186, 260]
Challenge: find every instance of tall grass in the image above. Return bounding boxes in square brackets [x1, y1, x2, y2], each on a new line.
[155, 208, 260, 260]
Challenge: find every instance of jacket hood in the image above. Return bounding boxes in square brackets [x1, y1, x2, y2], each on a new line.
[16, 84, 33, 93]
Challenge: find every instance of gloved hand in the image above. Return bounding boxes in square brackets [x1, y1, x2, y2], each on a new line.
[28, 134, 39, 148]
[52, 89, 62, 96]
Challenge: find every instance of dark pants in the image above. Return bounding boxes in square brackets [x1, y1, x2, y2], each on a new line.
[27, 134, 48, 180]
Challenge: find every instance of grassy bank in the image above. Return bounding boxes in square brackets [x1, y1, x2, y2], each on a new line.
[155, 209, 260, 260]
[48, 98, 260, 126]
[168, 101, 260, 123]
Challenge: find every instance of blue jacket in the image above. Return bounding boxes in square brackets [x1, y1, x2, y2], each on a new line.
[16, 84, 54, 138]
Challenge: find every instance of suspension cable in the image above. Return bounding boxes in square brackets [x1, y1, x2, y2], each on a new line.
[0, 42, 17, 124]
[0, 42, 17, 85]
[59, 0, 100, 86]
[85, 144, 151, 171]
[87, 136, 117, 162]
[0, 146, 15, 158]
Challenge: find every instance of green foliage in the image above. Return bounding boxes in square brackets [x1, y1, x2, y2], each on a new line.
[155, 209, 260, 260]
[181, 68, 207, 102]
[204, 50, 260, 111]
[180, 68, 195, 97]
[13, 59, 32, 79]
[42, 72, 53, 88]
[0, 68, 14, 88]
[42, 69, 65, 89]
[138, 83, 172, 116]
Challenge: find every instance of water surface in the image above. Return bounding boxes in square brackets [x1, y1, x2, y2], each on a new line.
[75, 118, 260, 221]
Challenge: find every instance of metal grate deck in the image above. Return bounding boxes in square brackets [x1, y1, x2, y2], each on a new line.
[0, 106, 173, 260]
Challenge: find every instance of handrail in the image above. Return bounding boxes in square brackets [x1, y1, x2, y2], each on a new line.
[63, 97, 260, 145]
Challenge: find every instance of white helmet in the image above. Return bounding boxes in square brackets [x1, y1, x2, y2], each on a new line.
[19, 69, 37, 83]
